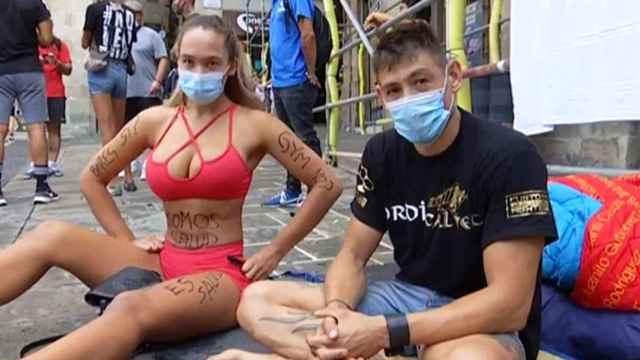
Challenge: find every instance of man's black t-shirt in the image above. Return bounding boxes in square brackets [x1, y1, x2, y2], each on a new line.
[0, 0, 50, 75]
[351, 110, 557, 360]
[84, 2, 138, 61]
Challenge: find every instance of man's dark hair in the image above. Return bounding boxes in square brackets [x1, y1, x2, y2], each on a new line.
[374, 20, 447, 75]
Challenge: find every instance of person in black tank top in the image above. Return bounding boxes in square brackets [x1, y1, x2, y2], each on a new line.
[213, 18, 557, 360]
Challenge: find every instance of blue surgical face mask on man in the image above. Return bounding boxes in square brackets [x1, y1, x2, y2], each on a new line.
[179, 70, 225, 104]
[386, 67, 455, 145]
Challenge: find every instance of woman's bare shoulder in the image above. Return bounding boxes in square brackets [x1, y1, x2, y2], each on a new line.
[135, 105, 178, 130]
[234, 105, 277, 128]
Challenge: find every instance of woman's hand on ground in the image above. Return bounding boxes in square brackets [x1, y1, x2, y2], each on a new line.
[133, 235, 165, 253]
[242, 245, 285, 281]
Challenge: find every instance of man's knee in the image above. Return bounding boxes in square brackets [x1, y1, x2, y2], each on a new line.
[421, 336, 520, 360]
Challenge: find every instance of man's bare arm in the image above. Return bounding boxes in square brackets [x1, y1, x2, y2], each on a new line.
[56, 58, 73, 76]
[324, 218, 384, 309]
[298, 18, 320, 87]
[155, 58, 171, 82]
[364, 12, 417, 30]
[82, 31, 93, 50]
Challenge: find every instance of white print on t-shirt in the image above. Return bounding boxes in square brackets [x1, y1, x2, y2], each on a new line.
[99, 3, 136, 60]
[384, 183, 484, 231]
[385, 203, 484, 230]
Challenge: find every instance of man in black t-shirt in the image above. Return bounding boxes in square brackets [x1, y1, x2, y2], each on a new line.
[0, 0, 59, 206]
[213, 20, 556, 360]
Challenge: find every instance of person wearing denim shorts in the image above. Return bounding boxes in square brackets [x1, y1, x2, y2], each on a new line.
[216, 20, 558, 360]
[0, 0, 59, 206]
[82, 0, 138, 196]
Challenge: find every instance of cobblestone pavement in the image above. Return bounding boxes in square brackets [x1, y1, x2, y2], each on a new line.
[0, 134, 559, 360]
[0, 135, 393, 359]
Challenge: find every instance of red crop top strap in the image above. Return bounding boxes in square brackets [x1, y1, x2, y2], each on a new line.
[153, 107, 182, 149]
[227, 104, 238, 144]
[156, 104, 237, 164]
[181, 104, 236, 142]
[178, 108, 204, 163]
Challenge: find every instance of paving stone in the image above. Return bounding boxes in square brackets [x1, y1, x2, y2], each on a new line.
[0, 131, 388, 358]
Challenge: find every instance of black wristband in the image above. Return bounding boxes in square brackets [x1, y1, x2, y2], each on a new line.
[384, 314, 410, 356]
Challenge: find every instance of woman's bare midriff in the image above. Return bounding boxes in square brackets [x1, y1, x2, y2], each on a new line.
[162, 198, 244, 250]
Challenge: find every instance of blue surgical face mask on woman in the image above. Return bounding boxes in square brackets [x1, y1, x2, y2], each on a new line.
[178, 70, 225, 104]
[386, 67, 455, 145]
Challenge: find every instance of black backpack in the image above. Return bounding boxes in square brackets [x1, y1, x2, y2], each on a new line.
[282, 0, 332, 78]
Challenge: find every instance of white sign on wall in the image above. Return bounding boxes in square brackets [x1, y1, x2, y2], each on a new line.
[236, 13, 262, 34]
[511, 0, 640, 135]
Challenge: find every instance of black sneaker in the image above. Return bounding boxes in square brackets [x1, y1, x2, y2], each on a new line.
[123, 180, 138, 192]
[0, 190, 6, 207]
[34, 185, 60, 205]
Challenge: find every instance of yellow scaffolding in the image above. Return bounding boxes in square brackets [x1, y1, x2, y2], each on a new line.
[315, 0, 507, 162]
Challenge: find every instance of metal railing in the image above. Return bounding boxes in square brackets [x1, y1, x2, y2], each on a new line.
[548, 166, 639, 178]
[320, 0, 509, 161]
[339, 0, 375, 56]
[330, 0, 434, 62]
[315, 0, 434, 118]
[314, 93, 376, 114]
[317, 0, 639, 177]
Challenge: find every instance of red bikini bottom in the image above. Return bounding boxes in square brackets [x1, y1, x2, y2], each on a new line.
[159, 240, 250, 291]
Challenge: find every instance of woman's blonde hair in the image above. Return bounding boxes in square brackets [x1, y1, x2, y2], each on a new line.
[168, 15, 261, 109]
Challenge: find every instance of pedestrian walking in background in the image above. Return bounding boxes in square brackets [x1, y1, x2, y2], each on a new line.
[38, 31, 72, 177]
[0, 0, 59, 206]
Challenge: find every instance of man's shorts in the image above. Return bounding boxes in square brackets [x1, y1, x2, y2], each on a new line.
[0, 72, 47, 125]
[47, 97, 66, 124]
[126, 97, 163, 123]
[357, 279, 526, 358]
[88, 61, 128, 100]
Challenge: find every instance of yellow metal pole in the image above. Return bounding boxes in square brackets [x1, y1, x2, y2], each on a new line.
[324, 0, 341, 163]
[358, 44, 366, 134]
[261, 41, 270, 85]
[489, 0, 503, 64]
[245, 51, 254, 76]
[446, 0, 472, 111]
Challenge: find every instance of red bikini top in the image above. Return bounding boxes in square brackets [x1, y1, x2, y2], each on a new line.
[146, 105, 253, 201]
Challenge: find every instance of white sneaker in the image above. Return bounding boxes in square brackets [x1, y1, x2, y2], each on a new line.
[23, 162, 35, 180]
[49, 162, 64, 177]
[131, 159, 142, 174]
